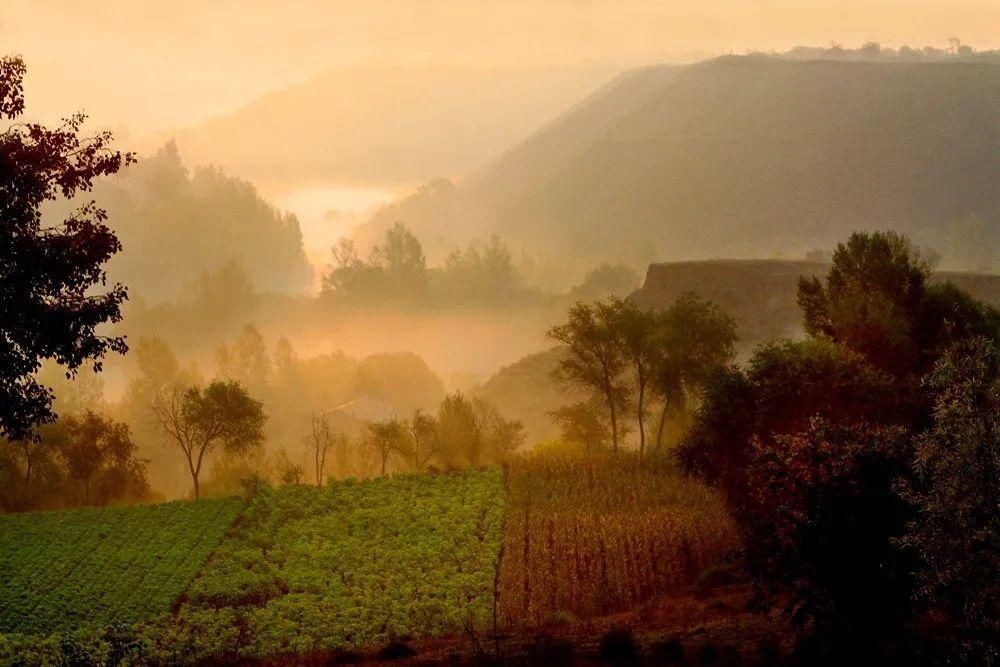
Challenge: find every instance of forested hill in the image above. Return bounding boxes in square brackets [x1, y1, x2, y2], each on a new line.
[631, 259, 1000, 348]
[360, 57, 1000, 268]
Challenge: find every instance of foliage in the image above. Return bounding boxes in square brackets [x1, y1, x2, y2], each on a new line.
[651, 292, 738, 448]
[549, 294, 737, 454]
[0, 498, 241, 635]
[55, 412, 147, 507]
[0, 412, 149, 513]
[499, 452, 736, 625]
[175, 471, 505, 659]
[682, 231, 1000, 652]
[548, 401, 611, 454]
[97, 141, 312, 301]
[322, 223, 522, 305]
[745, 419, 915, 635]
[548, 298, 632, 451]
[0, 54, 133, 441]
[798, 230, 1000, 376]
[900, 338, 1000, 663]
[153, 380, 266, 499]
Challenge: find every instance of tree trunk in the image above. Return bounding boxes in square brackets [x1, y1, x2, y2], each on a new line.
[187, 456, 201, 500]
[655, 402, 669, 451]
[606, 392, 620, 453]
[636, 383, 646, 459]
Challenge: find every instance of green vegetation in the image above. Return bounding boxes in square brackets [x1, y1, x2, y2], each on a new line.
[0, 499, 241, 635]
[175, 471, 504, 658]
[0, 472, 506, 663]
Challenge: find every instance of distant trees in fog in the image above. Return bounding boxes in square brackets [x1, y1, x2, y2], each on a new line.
[322, 222, 521, 304]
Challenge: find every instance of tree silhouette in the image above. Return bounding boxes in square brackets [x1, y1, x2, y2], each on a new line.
[0, 55, 134, 440]
[153, 380, 266, 499]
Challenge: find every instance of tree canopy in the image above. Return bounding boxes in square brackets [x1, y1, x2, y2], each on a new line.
[0, 55, 133, 440]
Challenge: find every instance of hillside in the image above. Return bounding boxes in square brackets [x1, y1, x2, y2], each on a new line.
[167, 64, 618, 191]
[632, 259, 1000, 348]
[362, 57, 1000, 267]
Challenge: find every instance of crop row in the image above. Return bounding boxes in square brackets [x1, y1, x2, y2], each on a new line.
[0, 498, 242, 634]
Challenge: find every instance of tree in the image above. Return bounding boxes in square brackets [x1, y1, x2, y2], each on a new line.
[680, 231, 1000, 652]
[900, 337, 1000, 662]
[0, 54, 134, 440]
[58, 411, 144, 506]
[408, 409, 439, 471]
[216, 324, 271, 390]
[797, 231, 930, 374]
[651, 294, 738, 449]
[486, 412, 527, 463]
[617, 301, 659, 456]
[365, 418, 409, 476]
[798, 230, 1000, 378]
[307, 411, 336, 487]
[153, 380, 266, 499]
[548, 401, 611, 454]
[370, 221, 427, 296]
[436, 393, 486, 467]
[548, 298, 631, 451]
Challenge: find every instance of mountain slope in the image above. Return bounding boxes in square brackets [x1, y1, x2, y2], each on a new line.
[363, 57, 1000, 267]
[167, 64, 618, 191]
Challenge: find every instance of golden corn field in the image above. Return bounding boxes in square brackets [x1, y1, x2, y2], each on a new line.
[497, 453, 737, 626]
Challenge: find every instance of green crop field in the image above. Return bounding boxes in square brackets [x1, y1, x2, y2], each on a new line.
[178, 470, 506, 659]
[0, 498, 242, 635]
[0, 471, 507, 664]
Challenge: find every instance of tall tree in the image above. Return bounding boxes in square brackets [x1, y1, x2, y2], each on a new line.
[408, 409, 439, 471]
[153, 380, 266, 499]
[548, 298, 631, 451]
[307, 411, 335, 487]
[0, 55, 134, 440]
[652, 294, 738, 449]
[618, 301, 659, 457]
[365, 418, 409, 476]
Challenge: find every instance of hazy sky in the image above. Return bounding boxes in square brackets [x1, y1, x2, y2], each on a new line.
[4, 0, 998, 136]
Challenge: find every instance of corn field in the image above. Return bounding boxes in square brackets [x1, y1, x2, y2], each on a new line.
[497, 452, 737, 626]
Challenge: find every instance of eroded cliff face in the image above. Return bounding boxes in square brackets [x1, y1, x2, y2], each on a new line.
[632, 259, 1000, 352]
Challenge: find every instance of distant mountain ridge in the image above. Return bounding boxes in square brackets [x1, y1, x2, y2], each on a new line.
[361, 56, 1000, 270]
[166, 64, 619, 191]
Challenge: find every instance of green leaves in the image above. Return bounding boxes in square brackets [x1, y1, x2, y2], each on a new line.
[0, 498, 242, 635]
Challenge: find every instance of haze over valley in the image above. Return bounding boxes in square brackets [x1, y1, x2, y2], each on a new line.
[3, 3, 1000, 664]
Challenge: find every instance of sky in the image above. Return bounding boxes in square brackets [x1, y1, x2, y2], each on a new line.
[3, 0, 998, 137]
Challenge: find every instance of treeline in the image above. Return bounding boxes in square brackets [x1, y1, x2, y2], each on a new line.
[0, 412, 151, 513]
[756, 38, 1000, 62]
[675, 232, 1000, 662]
[322, 221, 639, 306]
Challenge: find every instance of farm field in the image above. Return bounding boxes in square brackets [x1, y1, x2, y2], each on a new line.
[498, 454, 737, 626]
[0, 498, 242, 635]
[170, 470, 506, 661]
[0, 465, 736, 664]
